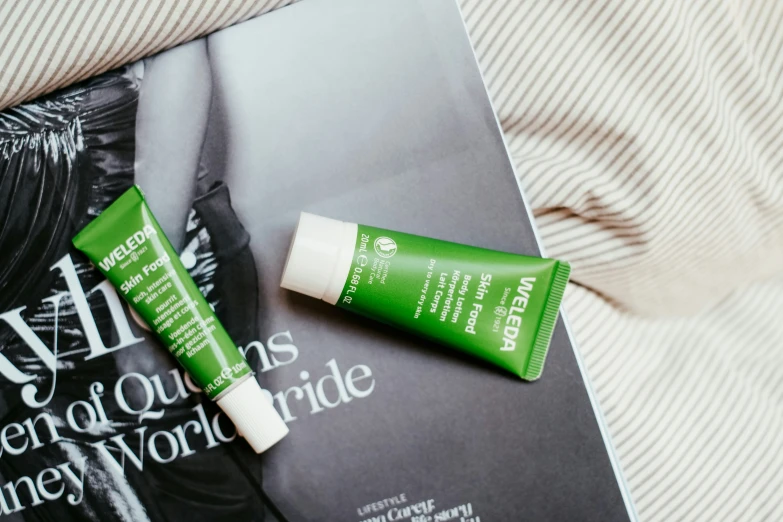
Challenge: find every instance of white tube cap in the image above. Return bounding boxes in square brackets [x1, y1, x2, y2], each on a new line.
[281, 213, 357, 305]
[217, 377, 289, 454]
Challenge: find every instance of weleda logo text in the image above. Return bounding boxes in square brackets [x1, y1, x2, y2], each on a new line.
[98, 224, 157, 271]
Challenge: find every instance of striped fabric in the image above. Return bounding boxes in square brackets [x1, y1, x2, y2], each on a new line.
[462, 1, 783, 521]
[2, 0, 782, 520]
[0, 0, 296, 111]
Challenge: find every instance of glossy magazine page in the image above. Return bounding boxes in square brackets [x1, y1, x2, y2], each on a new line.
[0, 0, 632, 520]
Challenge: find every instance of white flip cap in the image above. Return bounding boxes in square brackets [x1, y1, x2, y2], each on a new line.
[280, 213, 357, 305]
[217, 377, 289, 454]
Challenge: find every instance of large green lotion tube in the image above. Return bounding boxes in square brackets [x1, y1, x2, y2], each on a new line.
[73, 186, 288, 453]
[281, 213, 571, 380]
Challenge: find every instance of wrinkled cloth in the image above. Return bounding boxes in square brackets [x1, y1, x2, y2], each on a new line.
[0, 0, 298, 112]
[463, 1, 783, 520]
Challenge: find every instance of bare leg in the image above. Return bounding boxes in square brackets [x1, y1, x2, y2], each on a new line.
[134, 39, 212, 251]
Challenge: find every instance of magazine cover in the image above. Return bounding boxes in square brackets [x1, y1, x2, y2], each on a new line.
[0, 0, 634, 520]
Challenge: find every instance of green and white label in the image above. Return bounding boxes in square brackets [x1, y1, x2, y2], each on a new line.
[338, 225, 570, 380]
[73, 186, 252, 399]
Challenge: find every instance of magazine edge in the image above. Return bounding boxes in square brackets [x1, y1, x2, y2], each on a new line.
[450, 1, 640, 519]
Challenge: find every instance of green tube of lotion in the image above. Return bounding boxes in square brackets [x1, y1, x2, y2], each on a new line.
[281, 213, 571, 380]
[73, 186, 288, 453]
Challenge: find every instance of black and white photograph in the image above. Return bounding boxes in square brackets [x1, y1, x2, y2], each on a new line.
[0, 0, 630, 520]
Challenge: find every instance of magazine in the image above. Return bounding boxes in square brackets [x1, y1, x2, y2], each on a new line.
[0, 0, 634, 520]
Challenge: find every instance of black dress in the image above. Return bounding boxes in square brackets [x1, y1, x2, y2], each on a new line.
[0, 68, 269, 521]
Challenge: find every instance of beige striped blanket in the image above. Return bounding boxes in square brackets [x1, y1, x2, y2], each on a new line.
[2, 1, 781, 520]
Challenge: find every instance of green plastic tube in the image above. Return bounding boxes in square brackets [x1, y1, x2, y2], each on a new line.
[281, 213, 571, 380]
[73, 186, 288, 453]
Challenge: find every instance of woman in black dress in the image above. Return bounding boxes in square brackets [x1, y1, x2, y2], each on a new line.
[0, 39, 269, 522]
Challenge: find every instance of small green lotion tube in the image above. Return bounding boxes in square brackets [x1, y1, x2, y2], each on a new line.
[281, 213, 571, 380]
[73, 186, 288, 453]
